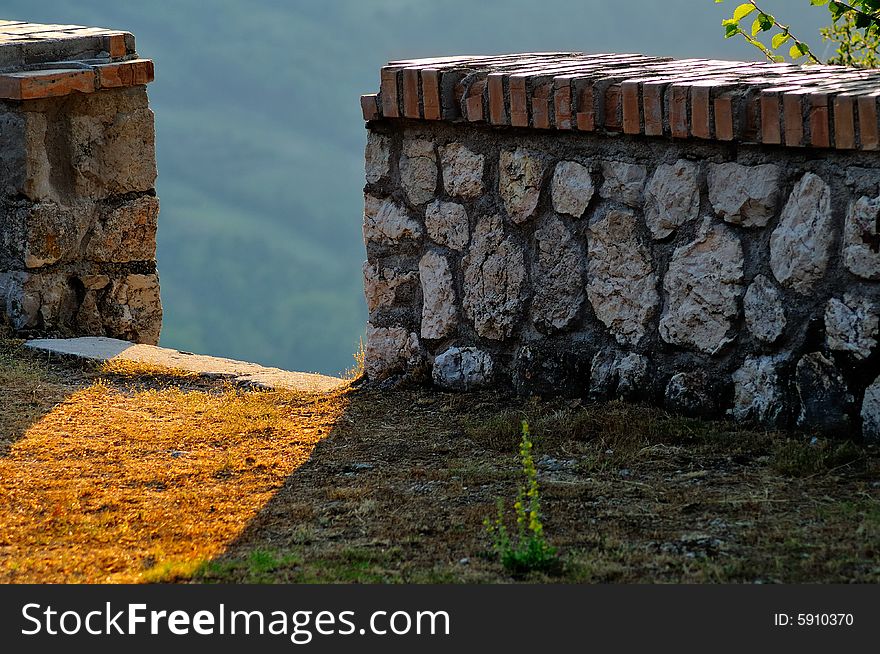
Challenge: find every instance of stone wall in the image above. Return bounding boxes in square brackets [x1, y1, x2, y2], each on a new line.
[0, 21, 161, 344]
[359, 53, 880, 441]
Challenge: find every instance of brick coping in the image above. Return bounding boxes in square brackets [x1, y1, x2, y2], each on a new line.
[0, 20, 153, 100]
[360, 52, 880, 151]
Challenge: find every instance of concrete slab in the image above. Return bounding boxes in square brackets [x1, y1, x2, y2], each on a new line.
[25, 337, 346, 393]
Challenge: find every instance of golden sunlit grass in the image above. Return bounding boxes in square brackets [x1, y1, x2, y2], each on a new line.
[0, 351, 346, 582]
[97, 358, 199, 379]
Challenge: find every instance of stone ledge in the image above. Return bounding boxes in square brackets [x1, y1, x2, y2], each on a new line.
[361, 52, 880, 151]
[0, 21, 152, 99]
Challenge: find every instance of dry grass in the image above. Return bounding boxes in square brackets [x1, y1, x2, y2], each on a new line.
[0, 338, 878, 583]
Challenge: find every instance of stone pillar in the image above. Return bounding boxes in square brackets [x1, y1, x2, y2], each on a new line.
[0, 21, 161, 344]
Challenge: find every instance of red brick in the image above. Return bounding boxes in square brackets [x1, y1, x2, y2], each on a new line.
[532, 83, 552, 128]
[760, 92, 782, 145]
[464, 79, 486, 122]
[553, 78, 573, 129]
[509, 75, 529, 127]
[669, 84, 689, 139]
[421, 69, 441, 120]
[621, 80, 641, 134]
[575, 84, 595, 131]
[782, 92, 804, 147]
[602, 83, 622, 131]
[402, 68, 420, 118]
[714, 93, 735, 141]
[105, 32, 127, 58]
[0, 68, 95, 100]
[94, 59, 154, 89]
[809, 94, 830, 148]
[360, 94, 379, 121]
[642, 81, 665, 136]
[858, 93, 880, 150]
[690, 85, 710, 139]
[833, 95, 856, 149]
[488, 73, 506, 125]
[380, 67, 400, 118]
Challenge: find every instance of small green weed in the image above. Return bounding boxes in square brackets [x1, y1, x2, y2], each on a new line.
[772, 438, 864, 477]
[484, 421, 559, 575]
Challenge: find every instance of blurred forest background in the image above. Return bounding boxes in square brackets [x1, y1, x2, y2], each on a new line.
[3, 1, 826, 374]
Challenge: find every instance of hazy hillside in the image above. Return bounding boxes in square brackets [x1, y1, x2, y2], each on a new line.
[3, 1, 826, 374]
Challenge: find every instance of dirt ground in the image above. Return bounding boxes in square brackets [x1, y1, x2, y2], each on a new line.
[0, 338, 877, 583]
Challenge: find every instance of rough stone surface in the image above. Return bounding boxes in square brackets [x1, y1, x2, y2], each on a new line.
[589, 350, 650, 401]
[462, 214, 526, 340]
[862, 375, 880, 443]
[363, 195, 423, 245]
[102, 274, 162, 345]
[600, 160, 647, 207]
[365, 323, 421, 379]
[707, 162, 781, 227]
[660, 218, 744, 354]
[730, 356, 786, 426]
[26, 336, 344, 393]
[665, 372, 717, 417]
[551, 160, 594, 218]
[644, 159, 700, 239]
[824, 293, 879, 359]
[439, 142, 484, 199]
[743, 274, 786, 344]
[365, 132, 390, 184]
[399, 138, 437, 205]
[843, 195, 880, 280]
[586, 209, 658, 346]
[87, 196, 159, 263]
[363, 262, 418, 313]
[499, 148, 543, 223]
[531, 215, 584, 332]
[419, 251, 456, 339]
[795, 352, 854, 432]
[769, 172, 835, 294]
[432, 346, 493, 390]
[424, 199, 469, 251]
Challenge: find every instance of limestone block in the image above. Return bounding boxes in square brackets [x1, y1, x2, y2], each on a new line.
[531, 215, 584, 332]
[362, 262, 418, 313]
[68, 87, 157, 199]
[0, 270, 78, 331]
[102, 273, 162, 345]
[419, 251, 457, 339]
[769, 172, 835, 294]
[795, 351, 853, 432]
[599, 160, 647, 207]
[399, 138, 437, 205]
[432, 346, 493, 390]
[87, 195, 159, 262]
[644, 159, 700, 239]
[439, 142, 484, 199]
[1, 202, 90, 268]
[659, 218, 744, 355]
[364, 132, 391, 184]
[743, 274, 786, 344]
[364, 323, 422, 379]
[424, 199, 469, 251]
[843, 196, 880, 280]
[499, 148, 543, 223]
[730, 355, 786, 426]
[586, 209, 658, 346]
[862, 375, 880, 443]
[462, 214, 526, 340]
[707, 162, 781, 227]
[363, 195, 423, 245]
[551, 160, 594, 218]
[825, 293, 879, 360]
[665, 371, 717, 417]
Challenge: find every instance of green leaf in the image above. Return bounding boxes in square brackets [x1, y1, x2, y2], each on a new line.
[790, 43, 808, 59]
[772, 32, 791, 49]
[757, 13, 774, 31]
[724, 23, 740, 38]
[773, 55, 786, 63]
[733, 3, 756, 21]
[809, 0, 829, 5]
